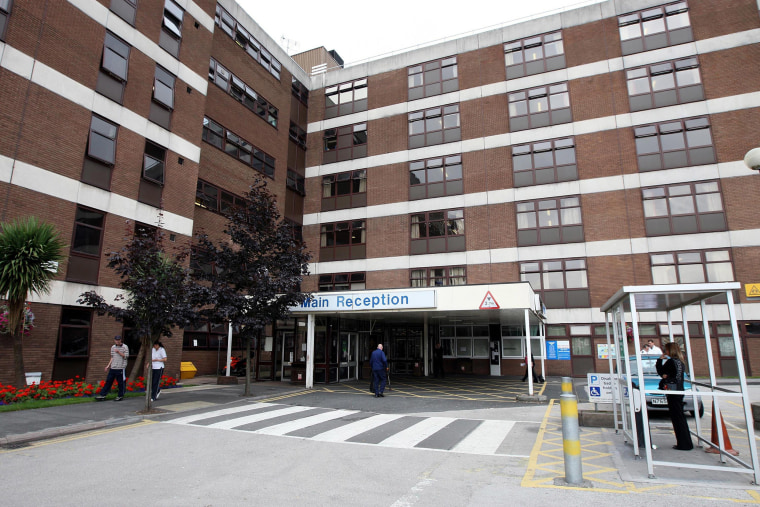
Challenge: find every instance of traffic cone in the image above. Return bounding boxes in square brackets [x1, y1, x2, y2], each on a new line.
[705, 403, 739, 456]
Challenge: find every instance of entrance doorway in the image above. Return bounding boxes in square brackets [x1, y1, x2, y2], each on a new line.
[338, 332, 358, 381]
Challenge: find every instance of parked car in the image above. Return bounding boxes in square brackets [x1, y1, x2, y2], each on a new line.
[629, 355, 704, 417]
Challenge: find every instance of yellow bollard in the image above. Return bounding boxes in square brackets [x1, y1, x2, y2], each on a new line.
[561, 376, 573, 394]
[560, 392, 584, 485]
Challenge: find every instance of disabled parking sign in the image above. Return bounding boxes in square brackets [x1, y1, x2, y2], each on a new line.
[587, 373, 622, 403]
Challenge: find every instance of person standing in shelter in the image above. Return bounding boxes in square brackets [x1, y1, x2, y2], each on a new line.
[370, 343, 388, 398]
[656, 342, 693, 451]
[522, 353, 538, 383]
[95, 335, 129, 401]
[433, 342, 445, 379]
[150, 340, 167, 401]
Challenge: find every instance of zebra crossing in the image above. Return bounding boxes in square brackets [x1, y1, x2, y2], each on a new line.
[163, 402, 521, 456]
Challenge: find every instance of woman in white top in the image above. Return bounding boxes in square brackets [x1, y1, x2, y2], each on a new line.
[151, 340, 167, 401]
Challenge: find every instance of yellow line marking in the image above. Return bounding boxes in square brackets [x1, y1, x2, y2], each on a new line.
[0, 421, 155, 453]
[255, 390, 315, 403]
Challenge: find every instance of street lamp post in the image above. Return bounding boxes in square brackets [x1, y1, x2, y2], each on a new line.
[745, 147, 760, 171]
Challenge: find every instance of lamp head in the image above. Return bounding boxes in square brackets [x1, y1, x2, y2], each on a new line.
[745, 147, 760, 171]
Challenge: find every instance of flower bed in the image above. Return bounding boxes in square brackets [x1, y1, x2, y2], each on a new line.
[0, 375, 179, 405]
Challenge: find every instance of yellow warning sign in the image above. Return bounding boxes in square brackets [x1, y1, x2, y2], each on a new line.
[746, 283, 760, 298]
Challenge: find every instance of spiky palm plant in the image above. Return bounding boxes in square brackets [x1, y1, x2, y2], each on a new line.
[0, 217, 65, 387]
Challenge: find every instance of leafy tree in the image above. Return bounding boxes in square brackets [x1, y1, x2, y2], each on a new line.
[194, 177, 311, 396]
[78, 219, 206, 411]
[0, 217, 65, 388]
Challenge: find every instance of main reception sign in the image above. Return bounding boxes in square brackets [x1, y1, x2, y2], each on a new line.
[293, 290, 437, 312]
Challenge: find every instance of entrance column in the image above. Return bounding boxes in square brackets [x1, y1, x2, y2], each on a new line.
[306, 313, 315, 389]
[423, 313, 429, 377]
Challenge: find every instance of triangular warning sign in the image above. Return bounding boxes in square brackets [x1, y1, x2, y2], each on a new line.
[479, 291, 500, 310]
[750, 285, 760, 297]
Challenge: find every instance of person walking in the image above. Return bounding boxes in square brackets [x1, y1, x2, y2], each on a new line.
[95, 335, 129, 401]
[369, 343, 388, 398]
[150, 340, 167, 401]
[522, 353, 538, 382]
[656, 342, 693, 451]
[433, 342, 445, 379]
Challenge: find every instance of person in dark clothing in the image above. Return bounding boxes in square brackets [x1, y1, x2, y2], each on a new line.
[656, 342, 693, 451]
[369, 344, 388, 397]
[433, 342, 445, 378]
[522, 354, 538, 382]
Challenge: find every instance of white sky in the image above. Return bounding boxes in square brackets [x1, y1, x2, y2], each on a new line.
[237, 0, 605, 66]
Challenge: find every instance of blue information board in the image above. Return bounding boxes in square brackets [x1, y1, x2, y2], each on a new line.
[546, 340, 571, 360]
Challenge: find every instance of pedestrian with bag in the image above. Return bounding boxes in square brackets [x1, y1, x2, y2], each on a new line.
[656, 342, 693, 450]
[95, 335, 129, 401]
[370, 343, 388, 398]
[150, 340, 167, 401]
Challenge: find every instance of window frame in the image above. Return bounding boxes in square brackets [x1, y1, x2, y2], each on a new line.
[408, 104, 461, 149]
[325, 78, 368, 118]
[214, 4, 282, 80]
[320, 220, 367, 261]
[408, 56, 458, 100]
[626, 57, 703, 112]
[520, 258, 589, 309]
[152, 65, 175, 110]
[618, 1, 693, 56]
[634, 116, 715, 172]
[516, 196, 584, 246]
[66, 206, 105, 285]
[286, 169, 305, 195]
[410, 266, 466, 287]
[642, 180, 726, 236]
[209, 58, 278, 128]
[508, 82, 571, 132]
[87, 115, 118, 166]
[410, 209, 465, 255]
[101, 31, 130, 82]
[202, 117, 275, 178]
[512, 137, 577, 187]
[143, 141, 166, 185]
[321, 169, 366, 210]
[195, 179, 246, 215]
[650, 249, 734, 285]
[504, 31, 565, 80]
[318, 272, 366, 291]
[0, 0, 12, 41]
[57, 307, 93, 358]
[409, 154, 463, 200]
[323, 123, 367, 164]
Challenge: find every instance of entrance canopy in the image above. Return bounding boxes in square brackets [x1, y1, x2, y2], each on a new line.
[601, 283, 759, 483]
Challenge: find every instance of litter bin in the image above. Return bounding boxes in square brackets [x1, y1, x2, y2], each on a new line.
[180, 362, 197, 380]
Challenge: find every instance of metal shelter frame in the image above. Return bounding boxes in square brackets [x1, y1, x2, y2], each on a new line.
[600, 283, 759, 483]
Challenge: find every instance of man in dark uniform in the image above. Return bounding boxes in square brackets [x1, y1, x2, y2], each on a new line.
[369, 343, 388, 398]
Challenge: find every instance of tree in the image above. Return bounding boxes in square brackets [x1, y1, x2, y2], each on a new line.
[0, 217, 65, 388]
[194, 177, 311, 396]
[78, 219, 206, 412]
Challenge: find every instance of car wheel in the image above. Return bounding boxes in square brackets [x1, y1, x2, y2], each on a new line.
[689, 403, 705, 418]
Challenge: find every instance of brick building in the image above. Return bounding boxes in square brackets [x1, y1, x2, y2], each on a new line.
[0, 0, 759, 386]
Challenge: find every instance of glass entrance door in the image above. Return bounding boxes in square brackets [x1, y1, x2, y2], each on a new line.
[338, 332, 358, 381]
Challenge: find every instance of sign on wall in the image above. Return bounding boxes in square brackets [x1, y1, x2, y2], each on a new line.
[546, 340, 571, 360]
[293, 290, 436, 312]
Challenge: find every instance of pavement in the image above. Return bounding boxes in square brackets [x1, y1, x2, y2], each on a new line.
[2, 375, 759, 502]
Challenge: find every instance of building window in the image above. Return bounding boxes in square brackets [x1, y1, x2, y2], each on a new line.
[627, 57, 703, 112]
[411, 266, 466, 287]
[66, 207, 105, 285]
[504, 32, 565, 80]
[57, 308, 92, 358]
[96, 31, 130, 104]
[409, 155, 463, 200]
[318, 273, 366, 291]
[149, 65, 174, 129]
[408, 105, 460, 149]
[286, 169, 305, 195]
[651, 249, 734, 284]
[322, 170, 366, 211]
[292, 77, 309, 105]
[183, 322, 231, 350]
[520, 259, 589, 309]
[325, 78, 367, 118]
[320, 220, 366, 261]
[501, 324, 543, 359]
[289, 122, 307, 149]
[512, 138, 576, 187]
[618, 2, 692, 56]
[410, 209, 465, 255]
[642, 180, 726, 236]
[110, 0, 137, 25]
[214, 4, 282, 80]
[159, 0, 183, 57]
[508, 83, 571, 132]
[323, 124, 367, 164]
[86, 115, 118, 165]
[195, 179, 245, 215]
[517, 197, 583, 246]
[209, 58, 278, 128]
[408, 57, 458, 101]
[0, 0, 11, 41]
[440, 325, 489, 358]
[143, 141, 165, 185]
[202, 117, 275, 178]
[634, 117, 715, 171]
